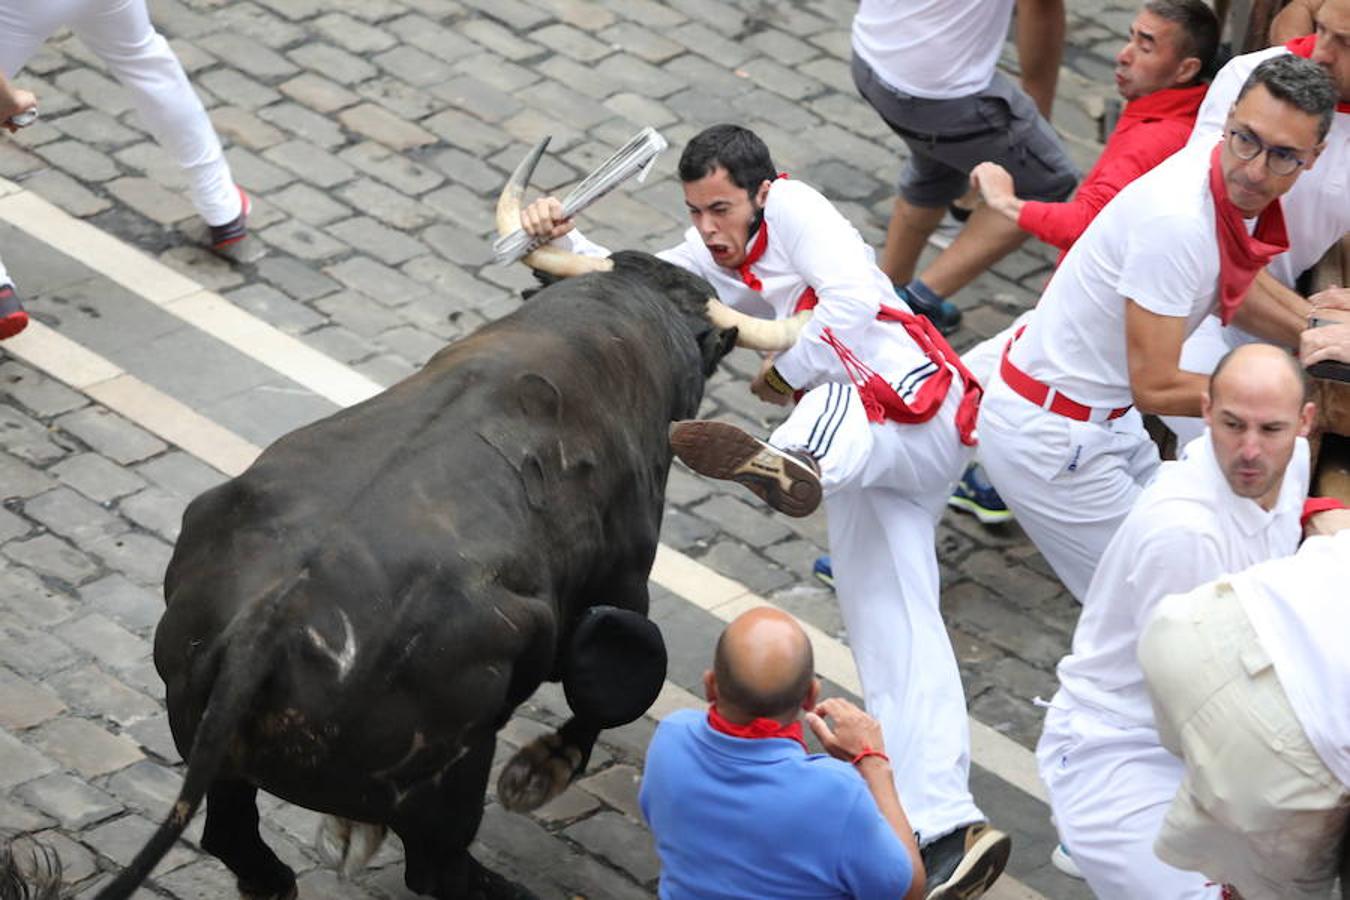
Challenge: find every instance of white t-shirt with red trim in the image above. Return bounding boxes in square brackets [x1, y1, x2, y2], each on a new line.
[1006, 141, 1221, 410]
[851, 0, 1016, 100]
[561, 178, 938, 400]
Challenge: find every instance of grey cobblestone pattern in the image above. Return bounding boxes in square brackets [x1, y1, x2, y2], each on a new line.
[0, 0, 1146, 896]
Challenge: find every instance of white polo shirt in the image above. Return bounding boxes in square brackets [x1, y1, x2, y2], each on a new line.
[1187, 46, 1350, 290]
[1236, 528, 1350, 787]
[851, 0, 1016, 99]
[1007, 141, 1221, 410]
[563, 178, 938, 397]
[1054, 431, 1309, 729]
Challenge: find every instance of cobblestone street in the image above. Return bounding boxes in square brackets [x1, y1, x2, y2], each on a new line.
[0, 0, 1161, 897]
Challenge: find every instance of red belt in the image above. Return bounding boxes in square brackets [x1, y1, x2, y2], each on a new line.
[1000, 344, 1130, 423]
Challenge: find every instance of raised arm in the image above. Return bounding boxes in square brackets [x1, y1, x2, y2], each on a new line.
[807, 697, 925, 900]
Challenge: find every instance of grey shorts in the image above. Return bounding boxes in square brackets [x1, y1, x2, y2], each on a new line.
[853, 54, 1079, 208]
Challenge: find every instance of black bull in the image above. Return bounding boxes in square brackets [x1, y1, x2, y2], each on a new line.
[95, 251, 738, 900]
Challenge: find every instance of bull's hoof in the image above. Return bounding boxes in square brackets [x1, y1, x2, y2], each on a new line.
[497, 732, 583, 812]
[316, 815, 388, 879]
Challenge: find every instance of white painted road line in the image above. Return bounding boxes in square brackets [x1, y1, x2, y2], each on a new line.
[1, 181, 1052, 899]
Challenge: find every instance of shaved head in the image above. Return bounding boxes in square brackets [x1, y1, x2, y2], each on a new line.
[710, 607, 815, 722]
[1209, 342, 1308, 405]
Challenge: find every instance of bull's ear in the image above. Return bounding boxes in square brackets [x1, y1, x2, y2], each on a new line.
[563, 606, 667, 729]
[700, 326, 738, 376]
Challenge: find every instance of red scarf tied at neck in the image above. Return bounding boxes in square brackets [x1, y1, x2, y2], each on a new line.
[1286, 36, 1350, 113]
[707, 705, 808, 752]
[1207, 143, 1290, 325]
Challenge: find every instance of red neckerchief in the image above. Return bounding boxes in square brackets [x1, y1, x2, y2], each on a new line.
[1287, 37, 1350, 113]
[1207, 143, 1289, 325]
[1302, 497, 1348, 530]
[707, 705, 807, 752]
[735, 174, 788, 291]
[1119, 83, 1208, 124]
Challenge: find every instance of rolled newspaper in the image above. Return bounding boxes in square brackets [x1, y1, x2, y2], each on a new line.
[493, 126, 668, 265]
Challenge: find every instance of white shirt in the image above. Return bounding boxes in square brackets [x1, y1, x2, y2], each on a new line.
[1187, 46, 1350, 290]
[1009, 142, 1222, 409]
[851, 0, 1016, 100]
[1236, 528, 1350, 786]
[563, 178, 938, 397]
[1055, 432, 1309, 729]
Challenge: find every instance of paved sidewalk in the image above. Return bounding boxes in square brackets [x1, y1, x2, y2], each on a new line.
[0, 0, 1154, 896]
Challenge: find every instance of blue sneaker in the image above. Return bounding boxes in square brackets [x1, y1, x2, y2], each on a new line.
[896, 283, 962, 336]
[948, 463, 1013, 525]
[812, 555, 834, 589]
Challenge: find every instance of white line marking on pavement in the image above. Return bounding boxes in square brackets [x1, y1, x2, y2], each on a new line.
[0, 182, 1053, 899]
[0, 180, 383, 409]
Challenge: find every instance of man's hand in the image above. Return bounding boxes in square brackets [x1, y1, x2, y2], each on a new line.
[805, 697, 886, 763]
[1305, 507, 1350, 538]
[1310, 285, 1350, 315]
[970, 162, 1023, 222]
[1301, 322, 1350, 367]
[750, 355, 793, 407]
[519, 196, 574, 241]
[0, 85, 37, 134]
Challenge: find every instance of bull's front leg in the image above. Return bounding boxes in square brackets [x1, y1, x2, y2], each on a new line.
[497, 602, 666, 812]
[496, 716, 599, 812]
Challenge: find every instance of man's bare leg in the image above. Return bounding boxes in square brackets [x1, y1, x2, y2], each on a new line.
[880, 196, 946, 286]
[1017, 0, 1066, 119]
[916, 205, 1030, 299]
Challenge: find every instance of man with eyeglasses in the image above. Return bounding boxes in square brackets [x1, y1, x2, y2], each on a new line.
[1163, 0, 1350, 444]
[976, 55, 1336, 603]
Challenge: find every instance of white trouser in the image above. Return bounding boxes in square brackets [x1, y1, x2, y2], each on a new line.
[1037, 700, 1220, 900]
[0, 256, 10, 288]
[772, 378, 980, 842]
[976, 375, 1159, 601]
[1162, 316, 1264, 447]
[0, 0, 239, 226]
[1141, 585, 1350, 900]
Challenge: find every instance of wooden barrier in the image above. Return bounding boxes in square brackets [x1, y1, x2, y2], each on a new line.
[1308, 236, 1350, 504]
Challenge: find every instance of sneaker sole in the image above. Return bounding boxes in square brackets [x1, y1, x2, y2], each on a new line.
[0, 311, 29, 340]
[947, 494, 1014, 525]
[670, 420, 821, 518]
[926, 830, 1011, 900]
[1050, 845, 1084, 879]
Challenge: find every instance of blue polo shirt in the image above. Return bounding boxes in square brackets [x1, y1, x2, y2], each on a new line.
[639, 709, 913, 899]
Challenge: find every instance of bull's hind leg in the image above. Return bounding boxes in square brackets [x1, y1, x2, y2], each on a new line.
[496, 717, 597, 812]
[402, 736, 536, 899]
[201, 779, 296, 900]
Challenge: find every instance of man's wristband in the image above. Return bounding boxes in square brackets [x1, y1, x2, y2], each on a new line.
[762, 365, 794, 396]
[850, 747, 890, 767]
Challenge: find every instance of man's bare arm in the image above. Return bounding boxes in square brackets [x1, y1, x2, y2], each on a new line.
[1270, 0, 1323, 43]
[1125, 300, 1210, 416]
[1230, 270, 1311, 347]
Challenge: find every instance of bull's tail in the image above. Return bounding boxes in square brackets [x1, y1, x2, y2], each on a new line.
[94, 581, 300, 900]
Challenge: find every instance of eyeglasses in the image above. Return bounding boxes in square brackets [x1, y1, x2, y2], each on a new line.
[1226, 127, 1311, 176]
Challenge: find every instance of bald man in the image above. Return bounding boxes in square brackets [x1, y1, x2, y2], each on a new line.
[639, 608, 931, 900]
[1036, 344, 1315, 899]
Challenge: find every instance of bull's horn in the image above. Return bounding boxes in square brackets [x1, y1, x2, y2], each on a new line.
[706, 298, 812, 352]
[497, 137, 613, 278]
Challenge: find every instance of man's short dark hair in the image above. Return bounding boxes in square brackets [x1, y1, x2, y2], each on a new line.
[678, 124, 777, 195]
[712, 629, 814, 719]
[1237, 54, 1338, 141]
[1144, 0, 1220, 82]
